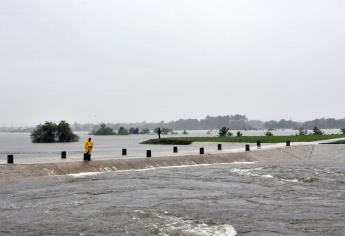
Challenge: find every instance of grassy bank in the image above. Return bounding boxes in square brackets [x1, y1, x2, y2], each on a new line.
[324, 140, 345, 144]
[141, 134, 345, 145]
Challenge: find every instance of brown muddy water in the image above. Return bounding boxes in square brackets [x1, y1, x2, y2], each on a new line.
[1, 145, 345, 236]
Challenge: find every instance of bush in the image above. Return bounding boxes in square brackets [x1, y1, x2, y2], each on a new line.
[154, 127, 172, 135]
[56, 121, 79, 142]
[265, 130, 273, 136]
[298, 128, 308, 136]
[129, 127, 139, 134]
[341, 128, 345, 135]
[117, 127, 129, 135]
[219, 127, 229, 137]
[237, 131, 243, 137]
[31, 121, 79, 143]
[92, 124, 115, 135]
[313, 126, 324, 135]
[139, 128, 150, 134]
[141, 138, 192, 145]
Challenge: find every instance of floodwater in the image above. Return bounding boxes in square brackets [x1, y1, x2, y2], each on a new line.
[0, 129, 341, 163]
[1, 144, 345, 235]
[0, 132, 248, 163]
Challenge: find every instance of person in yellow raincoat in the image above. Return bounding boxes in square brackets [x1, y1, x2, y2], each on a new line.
[84, 137, 93, 161]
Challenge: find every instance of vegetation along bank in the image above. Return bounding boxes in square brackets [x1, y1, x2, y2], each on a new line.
[142, 134, 345, 145]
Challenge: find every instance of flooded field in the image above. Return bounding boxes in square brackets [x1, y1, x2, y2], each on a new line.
[0, 129, 341, 163]
[1, 144, 345, 235]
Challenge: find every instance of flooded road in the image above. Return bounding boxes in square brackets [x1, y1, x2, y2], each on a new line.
[1, 145, 345, 236]
[0, 129, 342, 164]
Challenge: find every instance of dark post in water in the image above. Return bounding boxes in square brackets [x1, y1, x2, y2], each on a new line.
[245, 144, 250, 151]
[7, 155, 14, 164]
[173, 146, 178, 153]
[256, 140, 261, 148]
[286, 141, 291, 146]
[218, 144, 222, 151]
[61, 151, 67, 159]
[122, 149, 127, 156]
[146, 150, 152, 158]
[200, 147, 205, 155]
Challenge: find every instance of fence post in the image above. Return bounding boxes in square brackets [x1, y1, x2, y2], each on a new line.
[122, 149, 127, 156]
[218, 144, 222, 151]
[61, 151, 67, 159]
[7, 155, 14, 164]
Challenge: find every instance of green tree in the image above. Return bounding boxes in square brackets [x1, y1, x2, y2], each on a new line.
[31, 121, 79, 143]
[341, 128, 345, 134]
[31, 122, 57, 143]
[129, 127, 140, 134]
[117, 127, 129, 135]
[57, 121, 79, 142]
[154, 128, 172, 135]
[313, 126, 323, 135]
[219, 127, 229, 137]
[93, 123, 115, 135]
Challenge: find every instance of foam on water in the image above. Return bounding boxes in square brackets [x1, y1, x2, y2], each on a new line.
[230, 167, 264, 177]
[64, 162, 257, 177]
[133, 210, 237, 236]
[228, 161, 256, 165]
[281, 178, 300, 183]
[261, 174, 274, 178]
[163, 218, 237, 236]
[68, 172, 103, 178]
[230, 167, 301, 183]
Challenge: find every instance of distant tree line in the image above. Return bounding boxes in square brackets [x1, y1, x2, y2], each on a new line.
[90, 124, 163, 135]
[4, 116, 345, 133]
[72, 116, 345, 131]
[9, 116, 345, 134]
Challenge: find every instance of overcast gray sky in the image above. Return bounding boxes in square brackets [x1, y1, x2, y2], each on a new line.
[1, 0, 344, 126]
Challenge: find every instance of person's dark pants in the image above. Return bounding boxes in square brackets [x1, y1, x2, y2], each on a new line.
[84, 153, 91, 161]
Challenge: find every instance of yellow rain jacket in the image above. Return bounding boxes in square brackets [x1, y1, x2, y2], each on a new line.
[84, 140, 93, 154]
